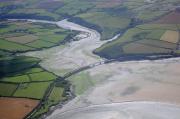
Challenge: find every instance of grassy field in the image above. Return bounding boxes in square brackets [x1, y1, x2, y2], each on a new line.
[0, 83, 18, 96]
[136, 10, 168, 21]
[2, 75, 30, 83]
[29, 72, 57, 81]
[1, 71, 57, 83]
[14, 82, 51, 99]
[0, 39, 33, 52]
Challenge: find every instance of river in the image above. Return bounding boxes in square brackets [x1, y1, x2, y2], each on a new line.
[20, 19, 116, 76]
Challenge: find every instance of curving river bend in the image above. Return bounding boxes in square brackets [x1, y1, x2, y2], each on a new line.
[10, 19, 180, 119]
[21, 19, 113, 76]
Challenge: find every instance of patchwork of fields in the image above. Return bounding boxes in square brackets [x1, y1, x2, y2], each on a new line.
[1, 0, 179, 40]
[95, 15, 180, 59]
[0, 54, 69, 118]
[0, 20, 76, 52]
[0, 20, 76, 118]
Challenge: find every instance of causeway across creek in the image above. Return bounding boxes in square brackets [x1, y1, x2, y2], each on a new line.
[10, 19, 180, 119]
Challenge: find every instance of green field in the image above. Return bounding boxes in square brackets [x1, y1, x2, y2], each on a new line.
[13, 82, 51, 99]
[23, 67, 44, 74]
[29, 72, 57, 81]
[0, 83, 18, 96]
[2, 75, 30, 83]
[1, 71, 57, 83]
[0, 39, 33, 51]
[39, 34, 67, 43]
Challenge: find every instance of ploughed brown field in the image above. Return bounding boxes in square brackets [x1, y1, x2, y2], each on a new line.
[0, 97, 39, 119]
[156, 10, 180, 24]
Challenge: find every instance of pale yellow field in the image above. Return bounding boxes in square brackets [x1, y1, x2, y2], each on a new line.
[160, 30, 179, 43]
